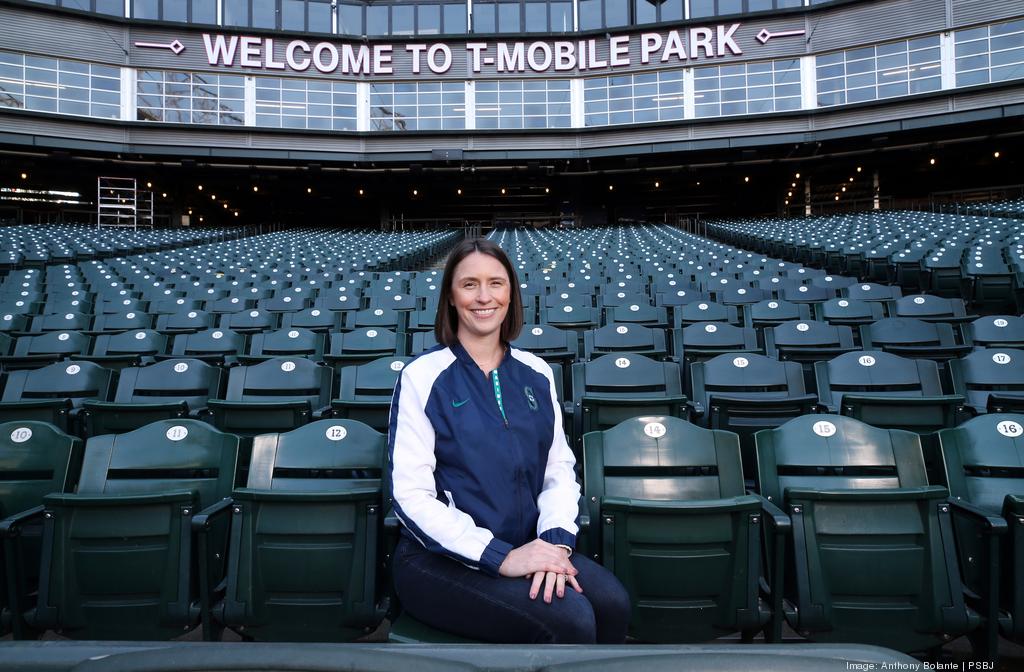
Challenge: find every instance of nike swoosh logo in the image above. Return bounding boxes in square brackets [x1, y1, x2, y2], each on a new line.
[452, 399, 469, 408]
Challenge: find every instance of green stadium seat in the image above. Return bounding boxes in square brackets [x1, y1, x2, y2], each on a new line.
[243, 327, 326, 363]
[0, 422, 82, 639]
[965, 315, 1024, 349]
[814, 351, 965, 433]
[326, 327, 405, 369]
[81, 358, 223, 436]
[168, 327, 246, 365]
[756, 414, 980, 652]
[331, 356, 410, 432]
[75, 329, 169, 370]
[4, 331, 93, 371]
[689, 353, 817, 487]
[23, 420, 239, 640]
[583, 416, 781, 642]
[208, 357, 333, 435]
[858, 317, 971, 363]
[203, 419, 385, 641]
[0, 361, 115, 435]
[582, 323, 668, 361]
[937, 414, 1021, 657]
[571, 353, 687, 443]
[948, 349, 1024, 415]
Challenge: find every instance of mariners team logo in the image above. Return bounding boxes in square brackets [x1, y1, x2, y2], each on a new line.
[524, 386, 538, 411]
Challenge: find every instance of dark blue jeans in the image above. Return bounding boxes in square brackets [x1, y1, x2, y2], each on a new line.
[392, 536, 631, 644]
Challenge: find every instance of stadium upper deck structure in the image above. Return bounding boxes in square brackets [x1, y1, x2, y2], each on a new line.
[0, 0, 1021, 224]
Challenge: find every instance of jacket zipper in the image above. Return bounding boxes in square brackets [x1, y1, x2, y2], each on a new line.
[490, 368, 510, 428]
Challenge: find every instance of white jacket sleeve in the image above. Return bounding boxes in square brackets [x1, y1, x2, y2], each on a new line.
[534, 363, 581, 548]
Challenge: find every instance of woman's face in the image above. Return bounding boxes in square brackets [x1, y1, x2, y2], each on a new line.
[449, 251, 511, 342]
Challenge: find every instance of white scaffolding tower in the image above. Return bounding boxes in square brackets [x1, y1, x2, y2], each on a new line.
[97, 177, 154, 229]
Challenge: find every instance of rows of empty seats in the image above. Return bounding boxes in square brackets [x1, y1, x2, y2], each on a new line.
[708, 211, 1024, 311]
[0, 223, 247, 270]
[0, 222, 1020, 661]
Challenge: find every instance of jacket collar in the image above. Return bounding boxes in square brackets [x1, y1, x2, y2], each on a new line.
[450, 339, 512, 372]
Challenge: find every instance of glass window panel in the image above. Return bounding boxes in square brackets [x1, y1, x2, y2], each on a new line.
[133, 0, 159, 19]
[992, 63, 1024, 82]
[550, 2, 571, 31]
[910, 47, 941, 65]
[578, 0, 600, 29]
[418, 4, 440, 34]
[192, 0, 216, 22]
[393, 4, 414, 34]
[991, 19, 1024, 36]
[252, 0, 276, 27]
[748, 99, 773, 113]
[909, 35, 940, 51]
[719, 0, 743, 15]
[957, 54, 990, 72]
[991, 46, 1024, 67]
[721, 87, 746, 102]
[845, 58, 874, 75]
[909, 76, 941, 93]
[635, 0, 656, 24]
[775, 96, 800, 111]
[846, 86, 875, 103]
[659, 0, 682, 20]
[443, 3, 466, 32]
[525, 2, 546, 31]
[498, 2, 519, 32]
[92, 103, 119, 117]
[308, 0, 330, 31]
[878, 81, 908, 98]
[367, 5, 388, 34]
[876, 41, 906, 57]
[847, 72, 876, 88]
[223, 0, 248, 25]
[877, 53, 908, 70]
[817, 91, 844, 106]
[748, 0, 773, 11]
[339, 4, 363, 34]
[605, 0, 628, 27]
[695, 103, 717, 117]
[94, 0, 122, 15]
[847, 46, 875, 61]
[474, 2, 495, 32]
[955, 39, 988, 58]
[282, 0, 305, 30]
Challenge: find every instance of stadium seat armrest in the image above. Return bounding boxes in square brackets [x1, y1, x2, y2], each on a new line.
[785, 485, 948, 502]
[192, 496, 235, 533]
[384, 506, 399, 530]
[0, 504, 45, 538]
[687, 399, 705, 417]
[44, 490, 195, 507]
[193, 496, 234, 641]
[753, 494, 791, 533]
[948, 498, 1007, 534]
[602, 494, 760, 515]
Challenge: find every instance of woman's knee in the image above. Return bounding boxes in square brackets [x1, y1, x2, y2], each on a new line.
[543, 595, 597, 644]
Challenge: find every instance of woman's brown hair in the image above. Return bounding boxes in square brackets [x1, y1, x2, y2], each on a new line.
[435, 238, 523, 347]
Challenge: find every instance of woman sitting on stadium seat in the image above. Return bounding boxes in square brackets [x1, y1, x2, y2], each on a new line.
[389, 238, 630, 643]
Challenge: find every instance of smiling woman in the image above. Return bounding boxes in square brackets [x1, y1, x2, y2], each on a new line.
[388, 237, 631, 643]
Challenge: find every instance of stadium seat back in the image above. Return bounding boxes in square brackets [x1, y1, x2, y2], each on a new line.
[28, 419, 239, 639]
[216, 419, 385, 641]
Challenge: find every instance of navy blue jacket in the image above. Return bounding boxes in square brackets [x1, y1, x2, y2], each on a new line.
[388, 341, 579, 576]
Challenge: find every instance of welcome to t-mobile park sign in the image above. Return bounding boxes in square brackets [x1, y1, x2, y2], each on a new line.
[135, 24, 806, 77]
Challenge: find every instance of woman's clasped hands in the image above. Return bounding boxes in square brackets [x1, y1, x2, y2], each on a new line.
[498, 538, 584, 603]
